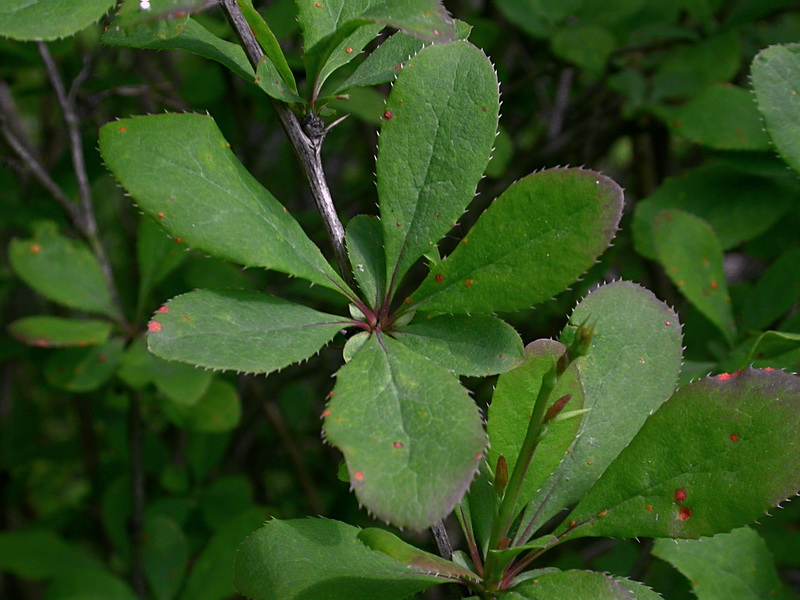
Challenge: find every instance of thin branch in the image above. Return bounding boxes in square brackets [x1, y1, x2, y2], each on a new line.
[128, 393, 147, 600]
[432, 520, 454, 559]
[219, 0, 356, 291]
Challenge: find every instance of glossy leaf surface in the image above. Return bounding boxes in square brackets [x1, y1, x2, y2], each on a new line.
[752, 43, 800, 173]
[518, 282, 683, 542]
[100, 113, 348, 293]
[234, 518, 444, 600]
[8, 317, 112, 348]
[652, 209, 736, 344]
[0, 0, 114, 40]
[410, 168, 623, 313]
[324, 335, 486, 530]
[558, 368, 800, 540]
[393, 314, 524, 376]
[346, 215, 386, 308]
[9, 223, 120, 319]
[147, 289, 346, 374]
[378, 41, 499, 287]
[652, 527, 785, 600]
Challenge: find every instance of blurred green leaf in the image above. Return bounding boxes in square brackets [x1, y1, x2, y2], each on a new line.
[8, 317, 112, 348]
[137, 217, 187, 307]
[740, 248, 800, 331]
[495, 0, 581, 38]
[44, 338, 125, 392]
[0, 530, 101, 580]
[44, 568, 137, 600]
[162, 379, 241, 432]
[116, 0, 208, 27]
[144, 515, 188, 600]
[551, 25, 615, 74]
[0, 0, 115, 40]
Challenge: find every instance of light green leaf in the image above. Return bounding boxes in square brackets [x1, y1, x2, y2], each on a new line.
[144, 515, 188, 600]
[488, 340, 585, 515]
[179, 508, 267, 600]
[652, 527, 785, 600]
[8, 317, 112, 348]
[0, 0, 115, 40]
[343, 331, 369, 362]
[752, 43, 800, 174]
[336, 31, 425, 93]
[162, 379, 241, 432]
[102, 17, 253, 81]
[346, 215, 386, 308]
[323, 335, 486, 530]
[652, 209, 737, 344]
[392, 314, 524, 376]
[357, 528, 480, 583]
[116, 0, 208, 27]
[632, 165, 796, 259]
[9, 223, 120, 320]
[99, 113, 349, 293]
[409, 168, 623, 314]
[378, 41, 499, 288]
[147, 289, 346, 374]
[235, 518, 445, 600]
[255, 57, 305, 104]
[238, 0, 297, 93]
[44, 338, 125, 392]
[671, 84, 770, 150]
[558, 368, 800, 541]
[517, 282, 683, 543]
[137, 217, 187, 305]
[511, 570, 663, 599]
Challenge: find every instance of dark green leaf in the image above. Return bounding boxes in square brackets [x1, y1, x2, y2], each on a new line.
[102, 17, 253, 80]
[323, 335, 486, 530]
[517, 282, 683, 543]
[652, 527, 785, 600]
[99, 114, 349, 293]
[8, 317, 112, 348]
[44, 338, 125, 392]
[511, 570, 663, 599]
[147, 289, 346, 374]
[0, 530, 102, 580]
[9, 222, 120, 319]
[652, 209, 737, 344]
[558, 368, 800, 540]
[336, 31, 425, 93]
[116, 0, 208, 27]
[378, 41, 499, 287]
[153, 359, 213, 405]
[346, 215, 386, 308]
[0, 0, 115, 40]
[144, 515, 188, 600]
[234, 518, 445, 600]
[137, 217, 187, 305]
[409, 168, 623, 313]
[752, 43, 800, 173]
[393, 314, 524, 376]
[162, 379, 241, 432]
[551, 25, 615, 74]
[255, 57, 305, 103]
[44, 569, 137, 600]
[495, 0, 581, 38]
[740, 248, 800, 331]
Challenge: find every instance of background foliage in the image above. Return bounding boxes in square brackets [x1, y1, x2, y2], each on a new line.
[1, 0, 799, 599]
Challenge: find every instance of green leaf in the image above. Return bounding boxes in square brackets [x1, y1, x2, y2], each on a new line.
[45, 569, 137, 600]
[99, 113, 349, 293]
[488, 340, 585, 514]
[102, 17, 254, 81]
[153, 359, 213, 405]
[8, 317, 112, 348]
[346, 215, 386, 308]
[116, 0, 208, 27]
[511, 570, 663, 599]
[744, 331, 800, 367]
[144, 515, 188, 600]
[357, 528, 480, 583]
[652, 209, 737, 344]
[632, 165, 796, 259]
[740, 248, 800, 331]
[255, 56, 306, 104]
[323, 335, 486, 530]
[485, 536, 557, 578]
[0, 530, 102, 580]
[147, 289, 346, 374]
[238, 0, 297, 93]
[558, 368, 800, 541]
[234, 518, 445, 600]
[162, 379, 241, 432]
[179, 508, 267, 600]
[551, 25, 615, 74]
[137, 217, 187, 306]
[392, 314, 524, 376]
[0, 0, 115, 40]
[495, 0, 581, 39]
[517, 282, 683, 543]
[671, 84, 770, 151]
[652, 527, 785, 600]
[409, 168, 623, 314]
[378, 41, 499, 288]
[752, 43, 800, 174]
[9, 223, 120, 320]
[44, 338, 125, 392]
[336, 31, 425, 93]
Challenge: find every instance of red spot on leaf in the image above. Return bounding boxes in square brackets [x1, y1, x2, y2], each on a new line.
[434, 274, 444, 283]
[174, 11, 185, 17]
[156, 306, 168, 313]
[679, 507, 691, 521]
[97, 354, 107, 362]
[35, 339, 48, 348]
[354, 471, 364, 481]
[345, 47, 353, 53]
[147, 320, 162, 333]
[157, 212, 165, 219]
[499, 354, 505, 359]
[645, 505, 653, 511]
[764, 367, 775, 372]
[182, 316, 190, 322]
[315, 1, 321, 6]
[29, 243, 41, 254]
[674, 488, 687, 503]
[383, 110, 393, 120]
[119, 126, 127, 132]
[664, 321, 671, 326]
[597, 510, 608, 518]
[393, 442, 404, 448]
[482, 106, 487, 112]
[321, 409, 331, 417]
[730, 433, 739, 442]
[587, 461, 593, 466]
[568, 520, 577, 528]
[710, 280, 718, 290]
[464, 279, 473, 287]
[719, 370, 742, 381]
[174, 237, 183, 243]
[475, 453, 483, 460]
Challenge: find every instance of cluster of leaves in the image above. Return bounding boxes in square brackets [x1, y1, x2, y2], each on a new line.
[1, 1, 800, 600]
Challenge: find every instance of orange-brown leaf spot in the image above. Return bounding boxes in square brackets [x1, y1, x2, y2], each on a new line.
[29, 243, 41, 254]
[730, 433, 739, 442]
[464, 279, 473, 287]
[434, 274, 444, 283]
